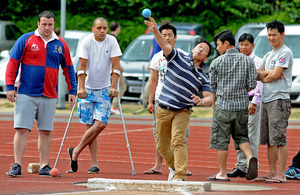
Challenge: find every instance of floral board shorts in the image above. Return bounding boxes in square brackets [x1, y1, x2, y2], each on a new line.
[77, 87, 111, 125]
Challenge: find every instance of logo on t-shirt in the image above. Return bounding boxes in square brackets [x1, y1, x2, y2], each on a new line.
[53, 45, 63, 54]
[31, 43, 39, 51]
[278, 57, 286, 64]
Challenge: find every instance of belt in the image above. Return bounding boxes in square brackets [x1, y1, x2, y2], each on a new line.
[249, 96, 254, 101]
[158, 103, 192, 111]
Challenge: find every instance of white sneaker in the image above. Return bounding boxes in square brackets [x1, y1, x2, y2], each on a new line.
[111, 107, 120, 115]
[168, 167, 175, 181]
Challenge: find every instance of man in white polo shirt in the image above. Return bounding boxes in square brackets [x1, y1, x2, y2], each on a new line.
[68, 17, 122, 174]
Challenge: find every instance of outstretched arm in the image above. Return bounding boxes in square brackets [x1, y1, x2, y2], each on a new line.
[144, 17, 172, 56]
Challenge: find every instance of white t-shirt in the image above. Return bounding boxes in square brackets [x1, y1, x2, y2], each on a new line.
[150, 48, 188, 100]
[78, 34, 122, 89]
[260, 44, 293, 103]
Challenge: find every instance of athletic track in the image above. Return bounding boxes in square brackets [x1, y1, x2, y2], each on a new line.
[1, 112, 300, 194]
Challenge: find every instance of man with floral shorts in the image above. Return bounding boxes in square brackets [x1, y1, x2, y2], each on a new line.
[68, 17, 122, 174]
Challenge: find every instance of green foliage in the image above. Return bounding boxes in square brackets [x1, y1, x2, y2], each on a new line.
[117, 20, 146, 51]
[1, 0, 300, 51]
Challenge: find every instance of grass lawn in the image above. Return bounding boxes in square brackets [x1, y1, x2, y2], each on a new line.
[1, 98, 300, 120]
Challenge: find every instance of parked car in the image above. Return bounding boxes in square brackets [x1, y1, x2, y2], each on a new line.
[0, 49, 18, 95]
[253, 25, 300, 104]
[121, 34, 216, 101]
[63, 30, 92, 73]
[0, 21, 22, 54]
[56, 30, 92, 98]
[0, 30, 92, 95]
[234, 23, 266, 48]
[145, 22, 209, 38]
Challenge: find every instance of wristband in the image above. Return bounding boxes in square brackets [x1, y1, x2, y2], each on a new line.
[202, 99, 205, 106]
[113, 69, 121, 76]
[77, 70, 86, 76]
[262, 71, 264, 77]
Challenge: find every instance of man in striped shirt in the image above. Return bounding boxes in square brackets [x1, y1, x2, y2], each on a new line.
[145, 17, 213, 181]
[208, 30, 258, 181]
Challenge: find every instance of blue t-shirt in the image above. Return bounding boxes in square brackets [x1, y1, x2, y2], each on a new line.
[150, 38, 161, 60]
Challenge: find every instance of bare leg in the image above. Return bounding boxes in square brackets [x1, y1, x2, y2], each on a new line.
[216, 150, 229, 179]
[277, 146, 288, 178]
[154, 149, 163, 171]
[239, 142, 253, 162]
[86, 124, 99, 167]
[38, 130, 51, 168]
[89, 139, 98, 167]
[267, 145, 278, 176]
[266, 145, 288, 182]
[72, 120, 106, 161]
[253, 145, 276, 181]
[145, 148, 163, 173]
[13, 129, 29, 165]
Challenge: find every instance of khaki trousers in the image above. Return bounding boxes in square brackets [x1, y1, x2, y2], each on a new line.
[156, 107, 191, 180]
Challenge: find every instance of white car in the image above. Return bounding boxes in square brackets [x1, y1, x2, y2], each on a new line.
[64, 30, 92, 73]
[234, 23, 266, 48]
[253, 25, 300, 104]
[0, 30, 92, 95]
[0, 50, 18, 95]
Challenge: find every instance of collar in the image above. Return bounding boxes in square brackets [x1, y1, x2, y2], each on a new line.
[200, 61, 209, 72]
[188, 52, 208, 72]
[35, 29, 58, 42]
[225, 48, 239, 54]
[249, 51, 256, 60]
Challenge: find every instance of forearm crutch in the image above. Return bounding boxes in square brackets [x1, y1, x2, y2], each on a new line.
[116, 78, 136, 175]
[54, 95, 78, 168]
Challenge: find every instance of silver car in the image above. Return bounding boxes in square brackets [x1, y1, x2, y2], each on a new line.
[0, 21, 22, 54]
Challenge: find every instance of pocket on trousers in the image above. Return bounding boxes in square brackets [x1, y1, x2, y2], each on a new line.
[210, 122, 219, 145]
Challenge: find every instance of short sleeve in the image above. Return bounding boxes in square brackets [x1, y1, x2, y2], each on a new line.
[275, 51, 292, 69]
[78, 35, 90, 60]
[149, 51, 161, 70]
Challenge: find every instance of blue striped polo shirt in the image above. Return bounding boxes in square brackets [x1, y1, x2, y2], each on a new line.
[158, 47, 212, 109]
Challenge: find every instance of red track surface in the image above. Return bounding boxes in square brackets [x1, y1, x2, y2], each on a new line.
[1, 114, 300, 194]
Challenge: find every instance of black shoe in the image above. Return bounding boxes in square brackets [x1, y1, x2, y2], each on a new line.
[87, 166, 100, 174]
[246, 157, 258, 180]
[227, 168, 246, 178]
[68, 147, 78, 172]
[7, 163, 21, 177]
[39, 164, 52, 177]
